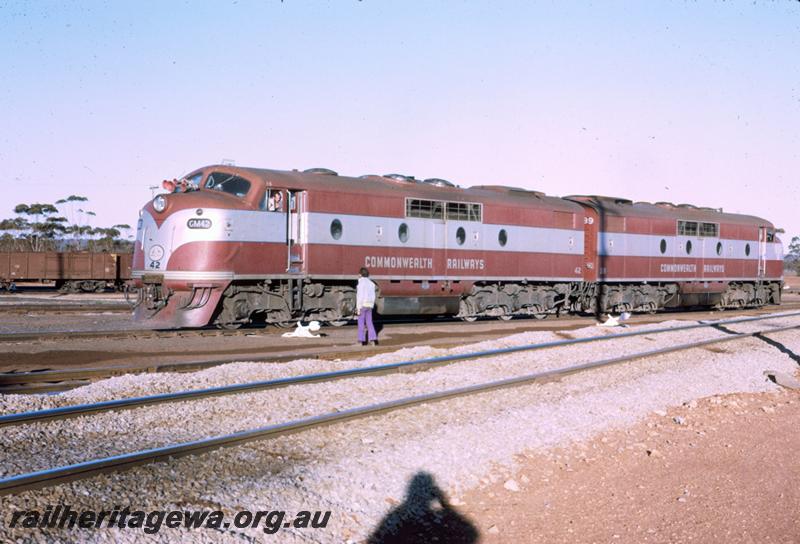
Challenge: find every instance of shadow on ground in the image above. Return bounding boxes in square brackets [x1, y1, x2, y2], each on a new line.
[368, 471, 478, 544]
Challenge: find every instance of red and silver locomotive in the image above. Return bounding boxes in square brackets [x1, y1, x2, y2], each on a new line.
[130, 166, 784, 329]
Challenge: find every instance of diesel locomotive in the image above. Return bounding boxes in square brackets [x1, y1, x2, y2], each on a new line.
[129, 166, 784, 329]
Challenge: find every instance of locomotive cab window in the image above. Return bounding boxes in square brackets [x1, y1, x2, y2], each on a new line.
[766, 230, 775, 242]
[205, 172, 251, 198]
[185, 173, 203, 189]
[260, 189, 284, 212]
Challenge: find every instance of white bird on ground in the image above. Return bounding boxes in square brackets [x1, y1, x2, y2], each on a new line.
[281, 321, 322, 338]
[598, 312, 632, 327]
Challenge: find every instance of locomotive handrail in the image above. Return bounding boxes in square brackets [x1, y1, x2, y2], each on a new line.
[1, 310, 798, 428]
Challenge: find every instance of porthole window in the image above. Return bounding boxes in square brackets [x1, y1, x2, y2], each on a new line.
[659, 239, 667, 254]
[745, 243, 751, 256]
[330, 219, 343, 240]
[456, 227, 466, 245]
[398, 223, 409, 243]
[686, 240, 692, 255]
[498, 229, 507, 247]
[716, 242, 722, 256]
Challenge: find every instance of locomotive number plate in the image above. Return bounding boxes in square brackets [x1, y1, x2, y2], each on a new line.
[187, 218, 212, 229]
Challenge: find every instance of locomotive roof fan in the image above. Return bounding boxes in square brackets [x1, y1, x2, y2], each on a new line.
[423, 178, 457, 188]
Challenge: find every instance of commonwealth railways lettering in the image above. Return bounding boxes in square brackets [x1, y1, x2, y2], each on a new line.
[362, 256, 486, 271]
[364, 256, 434, 269]
[446, 258, 485, 270]
[660, 264, 697, 273]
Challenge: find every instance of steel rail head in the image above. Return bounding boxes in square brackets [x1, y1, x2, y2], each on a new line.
[1, 321, 798, 496]
[2, 310, 800, 428]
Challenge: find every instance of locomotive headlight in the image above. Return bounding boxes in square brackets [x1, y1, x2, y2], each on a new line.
[153, 195, 167, 213]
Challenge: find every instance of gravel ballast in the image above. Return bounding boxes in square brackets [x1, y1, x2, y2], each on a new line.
[1, 312, 799, 542]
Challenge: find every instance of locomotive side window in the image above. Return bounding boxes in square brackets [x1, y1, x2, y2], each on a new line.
[205, 172, 251, 198]
[446, 202, 482, 222]
[330, 219, 343, 240]
[716, 242, 722, 256]
[406, 199, 444, 220]
[686, 240, 692, 255]
[766, 231, 774, 242]
[406, 198, 481, 222]
[498, 229, 508, 247]
[456, 227, 466, 245]
[677, 220, 698, 236]
[699, 222, 718, 237]
[659, 239, 667, 254]
[469, 204, 481, 222]
[398, 223, 409, 243]
[745, 243, 751, 256]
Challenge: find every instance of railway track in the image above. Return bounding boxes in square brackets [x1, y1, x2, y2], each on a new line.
[0, 310, 798, 495]
[2, 301, 797, 343]
[2, 304, 798, 394]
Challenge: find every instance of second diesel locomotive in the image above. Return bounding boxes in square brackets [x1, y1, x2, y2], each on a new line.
[129, 166, 784, 329]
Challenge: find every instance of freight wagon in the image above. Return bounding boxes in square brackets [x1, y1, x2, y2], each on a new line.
[0, 252, 133, 292]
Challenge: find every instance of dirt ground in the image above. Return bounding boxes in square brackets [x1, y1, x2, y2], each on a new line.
[457, 386, 800, 543]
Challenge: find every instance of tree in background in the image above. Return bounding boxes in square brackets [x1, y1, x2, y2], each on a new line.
[11, 203, 68, 251]
[0, 197, 133, 252]
[0, 217, 30, 251]
[788, 236, 800, 274]
[90, 224, 132, 252]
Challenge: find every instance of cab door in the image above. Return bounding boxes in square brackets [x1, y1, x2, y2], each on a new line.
[287, 190, 307, 274]
[757, 226, 767, 278]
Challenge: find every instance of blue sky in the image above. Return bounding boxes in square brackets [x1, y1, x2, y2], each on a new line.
[2, 1, 799, 244]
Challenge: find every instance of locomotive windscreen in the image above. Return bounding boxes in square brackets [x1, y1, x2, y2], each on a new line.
[205, 172, 251, 198]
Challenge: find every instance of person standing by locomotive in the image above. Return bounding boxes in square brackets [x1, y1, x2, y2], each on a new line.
[357, 267, 378, 346]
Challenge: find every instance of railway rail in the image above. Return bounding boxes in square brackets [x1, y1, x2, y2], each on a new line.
[0, 310, 798, 495]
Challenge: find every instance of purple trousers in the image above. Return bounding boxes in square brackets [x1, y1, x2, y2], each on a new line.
[358, 307, 377, 342]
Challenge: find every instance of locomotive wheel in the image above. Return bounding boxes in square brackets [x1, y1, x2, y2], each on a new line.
[498, 314, 513, 321]
[460, 315, 478, 322]
[328, 320, 349, 327]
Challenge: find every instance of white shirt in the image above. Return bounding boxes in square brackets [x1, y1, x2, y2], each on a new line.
[357, 277, 376, 309]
